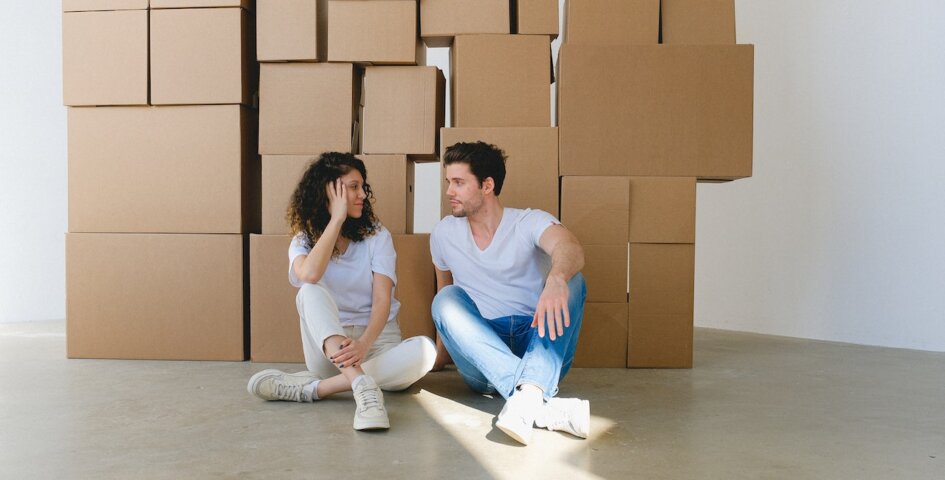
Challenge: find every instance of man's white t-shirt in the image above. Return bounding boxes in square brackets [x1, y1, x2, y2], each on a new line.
[288, 225, 400, 327]
[430, 208, 559, 320]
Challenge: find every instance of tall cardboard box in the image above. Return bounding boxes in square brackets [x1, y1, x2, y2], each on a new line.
[249, 233, 435, 363]
[515, 0, 559, 38]
[573, 303, 628, 368]
[62, 2, 149, 106]
[558, 44, 754, 180]
[440, 127, 559, 217]
[259, 63, 358, 155]
[257, 0, 325, 61]
[661, 0, 736, 45]
[563, 0, 658, 45]
[261, 155, 315, 234]
[628, 243, 695, 368]
[67, 233, 247, 361]
[69, 105, 260, 234]
[359, 155, 414, 235]
[451, 35, 551, 128]
[328, 0, 422, 65]
[362, 66, 445, 160]
[150, 7, 256, 105]
[420, 0, 509, 47]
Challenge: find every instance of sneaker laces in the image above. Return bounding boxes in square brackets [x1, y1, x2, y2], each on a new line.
[357, 387, 382, 412]
[274, 382, 303, 402]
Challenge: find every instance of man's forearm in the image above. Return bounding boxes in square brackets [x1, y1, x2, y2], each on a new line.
[547, 240, 584, 283]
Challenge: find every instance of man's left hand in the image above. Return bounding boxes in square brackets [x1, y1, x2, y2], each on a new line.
[532, 275, 571, 341]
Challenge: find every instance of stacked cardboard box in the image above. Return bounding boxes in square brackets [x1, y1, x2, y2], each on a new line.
[63, 0, 258, 360]
[252, 0, 444, 362]
[560, 0, 753, 368]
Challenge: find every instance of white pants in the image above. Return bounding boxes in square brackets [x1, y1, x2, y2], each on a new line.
[297, 283, 436, 391]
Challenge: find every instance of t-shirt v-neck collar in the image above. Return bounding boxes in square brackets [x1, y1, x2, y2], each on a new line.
[467, 209, 508, 254]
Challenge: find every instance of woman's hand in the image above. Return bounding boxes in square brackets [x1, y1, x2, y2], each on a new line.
[331, 337, 369, 369]
[327, 179, 348, 223]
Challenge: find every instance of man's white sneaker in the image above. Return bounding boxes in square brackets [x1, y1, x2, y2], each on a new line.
[495, 390, 541, 445]
[352, 376, 389, 431]
[247, 369, 319, 402]
[535, 397, 590, 439]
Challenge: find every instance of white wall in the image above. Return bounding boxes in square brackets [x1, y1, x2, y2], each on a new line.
[2, 1, 943, 352]
[0, 3, 67, 323]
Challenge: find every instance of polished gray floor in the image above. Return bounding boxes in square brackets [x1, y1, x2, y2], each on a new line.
[1, 321, 942, 479]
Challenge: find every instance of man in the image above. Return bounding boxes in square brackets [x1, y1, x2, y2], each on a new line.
[430, 141, 589, 445]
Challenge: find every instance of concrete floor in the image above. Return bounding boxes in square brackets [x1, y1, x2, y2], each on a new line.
[0, 322, 942, 479]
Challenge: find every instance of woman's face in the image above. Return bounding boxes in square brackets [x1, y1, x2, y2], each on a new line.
[337, 169, 367, 219]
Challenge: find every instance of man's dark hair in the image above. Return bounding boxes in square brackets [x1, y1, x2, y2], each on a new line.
[443, 141, 508, 196]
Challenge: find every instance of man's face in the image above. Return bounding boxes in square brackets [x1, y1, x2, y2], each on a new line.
[444, 163, 484, 218]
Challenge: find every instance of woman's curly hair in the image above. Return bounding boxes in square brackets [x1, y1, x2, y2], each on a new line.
[286, 152, 378, 254]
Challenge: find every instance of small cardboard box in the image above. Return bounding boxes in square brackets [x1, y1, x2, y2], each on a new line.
[572, 302, 628, 368]
[67, 233, 247, 361]
[558, 44, 754, 180]
[249, 233, 435, 363]
[62, 4, 148, 106]
[360, 155, 415, 235]
[68, 105, 260, 234]
[362, 66, 445, 160]
[515, 0, 559, 38]
[328, 0, 422, 65]
[440, 127, 559, 217]
[420, 0, 509, 47]
[259, 63, 358, 155]
[561, 176, 696, 244]
[150, 7, 255, 105]
[563, 0, 658, 45]
[451, 35, 551, 128]
[150, 0, 253, 8]
[257, 0, 324, 62]
[661, 0, 736, 44]
[582, 244, 629, 304]
[261, 155, 316, 235]
[627, 243, 694, 368]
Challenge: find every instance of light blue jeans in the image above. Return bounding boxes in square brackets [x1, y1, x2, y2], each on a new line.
[431, 273, 587, 400]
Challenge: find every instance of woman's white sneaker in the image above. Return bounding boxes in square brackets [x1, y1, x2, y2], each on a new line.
[352, 376, 389, 430]
[247, 369, 320, 402]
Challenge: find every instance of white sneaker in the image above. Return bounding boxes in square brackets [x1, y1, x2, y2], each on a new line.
[495, 391, 541, 445]
[352, 376, 389, 431]
[535, 397, 590, 439]
[247, 369, 319, 402]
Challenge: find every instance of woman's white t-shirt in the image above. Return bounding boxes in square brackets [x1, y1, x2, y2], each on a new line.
[430, 208, 559, 320]
[288, 225, 400, 327]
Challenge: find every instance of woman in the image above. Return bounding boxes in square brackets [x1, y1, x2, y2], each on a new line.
[247, 152, 436, 431]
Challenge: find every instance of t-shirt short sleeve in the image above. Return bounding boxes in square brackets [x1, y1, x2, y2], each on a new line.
[287, 233, 311, 288]
[519, 209, 561, 248]
[429, 221, 450, 271]
[370, 226, 397, 285]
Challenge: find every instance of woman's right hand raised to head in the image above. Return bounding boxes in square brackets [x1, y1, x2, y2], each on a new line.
[327, 178, 348, 223]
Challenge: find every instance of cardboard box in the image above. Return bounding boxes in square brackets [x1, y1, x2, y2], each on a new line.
[261, 155, 316, 235]
[451, 35, 551, 128]
[62, 8, 148, 106]
[515, 0, 559, 38]
[63, 0, 148, 10]
[150, 0, 253, 7]
[627, 243, 695, 368]
[558, 44, 754, 180]
[572, 303, 628, 368]
[328, 0, 422, 65]
[362, 66, 445, 160]
[249, 233, 435, 363]
[560, 176, 629, 245]
[563, 0, 658, 45]
[359, 155, 414, 235]
[150, 7, 255, 105]
[420, 0, 509, 47]
[661, 0, 736, 44]
[69, 106, 260, 234]
[582, 244, 628, 304]
[628, 177, 696, 243]
[67, 233, 247, 361]
[250, 234, 303, 363]
[259, 63, 358, 155]
[440, 127, 559, 217]
[257, 0, 324, 62]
